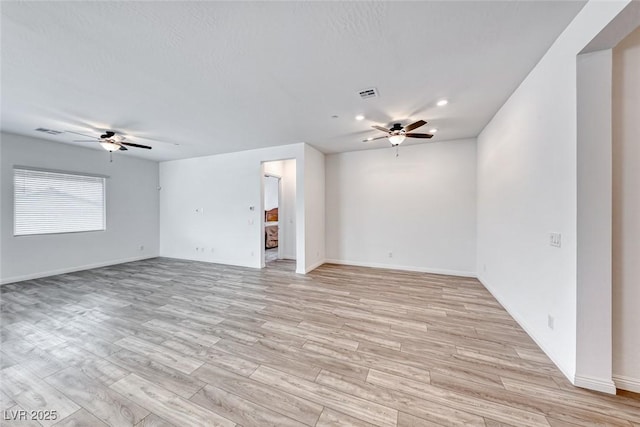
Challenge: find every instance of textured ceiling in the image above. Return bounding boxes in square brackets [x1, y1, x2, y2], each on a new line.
[1, 1, 586, 161]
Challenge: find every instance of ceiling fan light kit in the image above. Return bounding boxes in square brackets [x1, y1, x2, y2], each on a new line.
[99, 141, 121, 152]
[388, 134, 406, 146]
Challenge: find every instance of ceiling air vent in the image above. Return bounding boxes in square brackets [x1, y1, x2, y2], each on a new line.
[358, 87, 379, 100]
[35, 128, 63, 135]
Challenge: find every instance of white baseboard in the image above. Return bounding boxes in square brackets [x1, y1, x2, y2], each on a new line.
[477, 275, 576, 385]
[614, 375, 640, 393]
[1, 255, 158, 285]
[303, 259, 326, 274]
[574, 375, 617, 395]
[325, 258, 476, 278]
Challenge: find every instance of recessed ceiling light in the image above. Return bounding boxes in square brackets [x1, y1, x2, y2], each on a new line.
[436, 99, 448, 106]
[355, 115, 365, 121]
[429, 128, 438, 133]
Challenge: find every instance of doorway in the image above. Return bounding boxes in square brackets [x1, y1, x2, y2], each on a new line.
[264, 174, 280, 263]
[261, 159, 297, 270]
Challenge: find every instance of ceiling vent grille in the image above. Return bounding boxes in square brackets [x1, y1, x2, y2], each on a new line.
[35, 128, 63, 135]
[358, 87, 379, 99]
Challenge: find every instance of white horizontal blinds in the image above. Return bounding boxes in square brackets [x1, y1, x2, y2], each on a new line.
[14, 168, 106, 236]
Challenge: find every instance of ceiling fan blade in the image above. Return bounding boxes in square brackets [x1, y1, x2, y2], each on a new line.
[73, 140, 98, 142]
[119, 145, 128, 151]
[403, 120, 427, 132]
[372, 125, 391, 133]
[362, 135, 389, 142]
[405, 132, 433, 139]
[121, 142, 152, 149]
[66, 130, 99, 139]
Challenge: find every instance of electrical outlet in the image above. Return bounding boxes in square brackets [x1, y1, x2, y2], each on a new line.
[139, 245, 144, 251]
[388, 252, 393, 258]
[548, 315, 555, 330]
[549, 232, 562, 248]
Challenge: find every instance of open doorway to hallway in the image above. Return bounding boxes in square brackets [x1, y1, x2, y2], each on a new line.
[261, 159, 297, 270]
[264, 174, 280, 263]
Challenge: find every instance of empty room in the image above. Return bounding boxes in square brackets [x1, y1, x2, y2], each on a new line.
[1, 1, 639, 426]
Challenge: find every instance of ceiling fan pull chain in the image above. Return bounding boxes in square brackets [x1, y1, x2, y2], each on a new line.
[396, 145, 399, 158]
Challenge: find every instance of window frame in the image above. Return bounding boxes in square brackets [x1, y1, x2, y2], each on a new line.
[13, 166, 108, 237]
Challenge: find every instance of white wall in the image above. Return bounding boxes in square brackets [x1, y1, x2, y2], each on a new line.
[304, 144, 325, 272]
[476, 0, 630, 385]
[326, 139, 476, 276]
[159, 143, 322, 274]
[576, 49, 613, 392]
[612, 26, 640, 393]
[282, 159, 297, 260]
[0, 132, 159, 284]
[263, 175, 279, 211]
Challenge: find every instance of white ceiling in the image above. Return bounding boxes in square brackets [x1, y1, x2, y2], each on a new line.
[1, 1, 586, 162]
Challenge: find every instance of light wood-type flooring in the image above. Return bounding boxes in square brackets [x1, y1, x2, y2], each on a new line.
[265, 248, 279, 263]
[1, 258, 638, 426]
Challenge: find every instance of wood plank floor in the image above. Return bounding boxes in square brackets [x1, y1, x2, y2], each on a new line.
[1, 258, 638, 426]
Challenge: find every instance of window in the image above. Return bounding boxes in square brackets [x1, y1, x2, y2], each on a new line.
[14, 167, 106, 236]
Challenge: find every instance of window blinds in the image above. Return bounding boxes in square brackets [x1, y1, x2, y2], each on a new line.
[14, 168, 106, 236]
